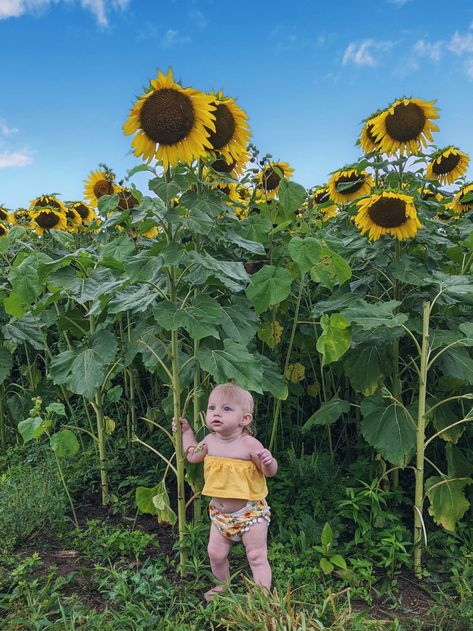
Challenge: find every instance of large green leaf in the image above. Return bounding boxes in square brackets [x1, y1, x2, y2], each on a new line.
[278, 180, 307, 215]
[196, 339, 264, 393]
[50, 429, 79, 458]
[155, 295, 222, 340]
[245, 265, 293, 315]
[316, 313, 351, 366]
[257, 354, 288, 400]
[219, 296, 259, 346]
[288, 237, 322, 274]
[360, 395, 416, 467]
[439, 347, 473, 385]
[446, 444, 473, 477]
[220, 229, 266, 256]
[312, 291, 365, 318]
[124, 251, 164, 282]
[2, 314, 45, 350]
[136, 482, 177, 525]
[343, 344, 392, 392]
[0, 347, 13, 383]
[425, 476, 473, 532]
[310, 245, 352, 289]
[99, 236, 135, 271]
[18, 416, 48, 442]
[302, 396, 350, 433]
[342, 300, 408, 330]
[182, 208, 213, 235]
[68, 349, 107, 400]
[188, 251, 249, 292]
[431, 401, 465, 444]
[107, 284, 158, 314]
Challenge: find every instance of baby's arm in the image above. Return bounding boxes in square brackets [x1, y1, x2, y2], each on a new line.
[248, 437, 278, 477]
[172, 418, 208, 464]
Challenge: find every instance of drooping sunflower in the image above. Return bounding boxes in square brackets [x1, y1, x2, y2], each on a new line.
[449, 182, 473, 214]
[370, 97, 439, 156]
[312, 186, 338, 221]
[29, 194, 67, 216]
[0, 223, 8, 238]
[123, 68, 216, 169]
[70, 201, 97, 225]
[354, 191, 422, 241]
[328, 168, 374, 205]
[358, 115, 383, 154]
[64, 206, 83, 232]
[419, 186, 444, 203]
[425, 147, 469, 185]
[209, 147, 250, 179]
[205, 91, 250, 164]
[117, 187, 140, 211]
[256, 162, 294, 198]
[13, 208, 29, 224]
[30, 207, 68, 235]
[83, 169, 117, 207]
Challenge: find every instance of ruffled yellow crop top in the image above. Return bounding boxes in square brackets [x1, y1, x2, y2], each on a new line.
[202, 455, 268, 500]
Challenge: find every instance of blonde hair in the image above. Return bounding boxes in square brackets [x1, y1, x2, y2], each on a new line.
[208, 383, 255, 435]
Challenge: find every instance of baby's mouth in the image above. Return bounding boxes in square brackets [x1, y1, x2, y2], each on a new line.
[211, 419, 222, 426]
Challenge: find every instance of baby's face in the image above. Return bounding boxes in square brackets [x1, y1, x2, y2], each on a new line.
[205, 394, 249, 435]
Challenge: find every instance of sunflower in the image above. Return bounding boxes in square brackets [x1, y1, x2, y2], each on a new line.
[13, 208, 29, 224]
[256, 161, 294, 198]
[142, 225, 160, 238]
[425, 147, 469, 185]
[205, 91, 250, 164]
[30, 208, 67, 235]
[312, 186, 338, 220]
[117, 187, 140, 211]
[328, 168, 374, 205]
[83, 169, 117, 207]
[449, 182, 473, 214]
[354, 191, 422, 241]
[64, 206, 82, 232]
[70, 201, 97, 225]
[419, 186, 444, 203]
[29, 194, 67, 215]
[209, 147, 250, 179]
[370, 98, 439, 156]
[358, 116, 383, 154]
[123, 68, 216, 169]
[0, 223, 8, 238]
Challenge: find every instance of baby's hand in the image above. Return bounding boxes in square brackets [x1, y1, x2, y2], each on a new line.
[171, 417, 192, 433]
[256, 448, 273, 466]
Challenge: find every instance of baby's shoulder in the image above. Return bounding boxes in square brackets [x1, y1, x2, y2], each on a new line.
[241, 434, 264, 451]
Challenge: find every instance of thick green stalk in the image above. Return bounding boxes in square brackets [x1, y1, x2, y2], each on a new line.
[93, 390, 110, 506]
[193, 335, 202, 523]
[52, 448, 79, 527]
[413, 301, 430, 578]
[391, 239, 402, 488]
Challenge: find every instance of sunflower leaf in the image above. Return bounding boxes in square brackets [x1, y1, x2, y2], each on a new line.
[196, 339, 263, 393]
[0, 346, 13, 384]
[257, 354, 288, 400]
[278, 180, 307, 215]
[302, 396, 350, 433]
[245, 265, 293, 315]
[360, 395, 416, 467]
[425, 476, 473, 532]
[219, 296, 259, 346]
[341, 300, 408, 330]
[439, 347, 473, 385]
[288, 237, 323, 274]
[343, 344, 392, 392]
[50, 429, 79, 459]
[316, 313, 351, 366]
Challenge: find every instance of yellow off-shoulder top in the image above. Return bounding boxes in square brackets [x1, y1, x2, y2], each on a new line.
[202, 455, 268, 500]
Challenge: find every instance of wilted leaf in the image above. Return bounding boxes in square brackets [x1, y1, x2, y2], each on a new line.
[425, 476, 473, 532]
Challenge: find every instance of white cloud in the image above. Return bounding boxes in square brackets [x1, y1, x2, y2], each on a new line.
[413, 39, 442, 62]
[160, 28, 191, 49]
[0, 120, 19, 136]
[0, 0, 129, 25]
[342, 39, 393, 67]
[448, 31, 473, 55]
[0, 150, 34, 168]
[465, 58, 473, 81]
[387, 0, 411, 5]
[189, 8, 206, 29]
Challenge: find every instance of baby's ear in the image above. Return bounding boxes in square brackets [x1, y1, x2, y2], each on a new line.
[240, 412, 253, 427]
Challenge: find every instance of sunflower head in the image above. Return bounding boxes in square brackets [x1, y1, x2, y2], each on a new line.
[358, 116, 383, 154]
[449, 183, 473, 214]
[370, 97, 439, 156]
[425, 146, 470, 185]
[70, 201, 96, 225]
[354, 191, 422, 241]
[30, 207, 68, 235]
[64, 206, 82, 232]
[256, 161, 294, 198]
[29, 194, 67, 215]
[205, 91, 251, 164]
[0, 222, 8, 238]
[328, 168, 374, 205]
[117, 187, 140, 211]
[123, 68, 217, 170]
[83, 169, 117, 207]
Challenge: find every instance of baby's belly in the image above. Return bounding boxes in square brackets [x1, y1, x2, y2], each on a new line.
[212, 497, 248, 513]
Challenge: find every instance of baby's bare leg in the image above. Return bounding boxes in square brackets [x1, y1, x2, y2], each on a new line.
[205, 523, 232, 601]
[242, 521, 271, 591]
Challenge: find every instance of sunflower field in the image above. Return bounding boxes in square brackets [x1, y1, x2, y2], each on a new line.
[1, 70, 473, 630]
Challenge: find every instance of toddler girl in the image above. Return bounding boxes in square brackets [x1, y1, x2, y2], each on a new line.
[172, 382, 277, 601]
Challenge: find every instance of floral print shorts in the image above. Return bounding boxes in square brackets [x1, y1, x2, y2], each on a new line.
[209, 499, 271, 542]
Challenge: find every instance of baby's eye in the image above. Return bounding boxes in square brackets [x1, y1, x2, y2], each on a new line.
[223, 406, 232, 412]
[208, 404, 215, 410]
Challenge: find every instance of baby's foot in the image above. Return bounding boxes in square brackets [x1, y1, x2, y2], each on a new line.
[204, 585, 226, 602]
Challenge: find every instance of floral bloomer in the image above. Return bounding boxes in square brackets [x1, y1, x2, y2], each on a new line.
[209, 499, 271, 542]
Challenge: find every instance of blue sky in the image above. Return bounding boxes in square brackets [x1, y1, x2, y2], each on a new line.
[1, 0, 473, 208]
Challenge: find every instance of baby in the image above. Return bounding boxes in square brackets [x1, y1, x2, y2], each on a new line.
[173, 382, 277, 601]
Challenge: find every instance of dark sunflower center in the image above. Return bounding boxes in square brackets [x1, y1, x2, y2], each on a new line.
[336, 173, 365, 195]
[212, 157, 236, 173]
[0, 225, 7, 236]
[0, 208, 7, 220]
[368, 197, 407, 228]
[118, 191, 139, 210]
[366, 124, 378, 143]
[314, 190, 330, 204]
[263, 167, 282, 191]
[459, 188, 473, 207]
[36, 211, 61, 229]
[207, 103, 236, 150]
[385, 102, 426, 142]
[36, 197, 61, 209]
[140, 88, 195, 145]
[432, 152, 460, 175]
[421, 189, 436, 201]
[93, 179, 114, 198]
[74, 203, 89, 219]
